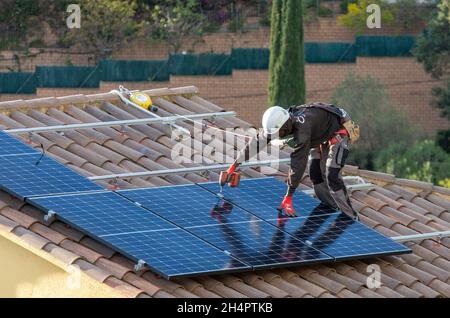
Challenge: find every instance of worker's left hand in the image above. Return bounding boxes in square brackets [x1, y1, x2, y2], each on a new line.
[270, 138, 287, 149]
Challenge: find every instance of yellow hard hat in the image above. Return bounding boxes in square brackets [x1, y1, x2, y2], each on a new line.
[130, 92, 152, 110]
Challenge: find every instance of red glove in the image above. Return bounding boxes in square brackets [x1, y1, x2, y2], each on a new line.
[227, 162, 237, 175]
[279, 195, 297, 217]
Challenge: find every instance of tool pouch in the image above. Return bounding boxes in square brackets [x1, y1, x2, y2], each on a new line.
[343, 120, 360, 144]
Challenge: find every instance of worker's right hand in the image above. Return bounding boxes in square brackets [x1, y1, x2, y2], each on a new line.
[226, 162, 238, 175]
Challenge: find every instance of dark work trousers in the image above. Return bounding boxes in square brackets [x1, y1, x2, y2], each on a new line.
[308, 136, 357, 218]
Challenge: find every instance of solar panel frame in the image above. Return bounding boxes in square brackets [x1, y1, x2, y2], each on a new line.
[0, 130, 38, 157]
[198, 177, 339, 220]
[0, 153, 103, 200]
[265, 212, 412, 261]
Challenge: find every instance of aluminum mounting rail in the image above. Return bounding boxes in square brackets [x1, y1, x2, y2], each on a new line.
[5, 111, 236, 134]
[302, 182, 374, 196]
[391, 230, 450, 243]
[89, 158, 292, 181]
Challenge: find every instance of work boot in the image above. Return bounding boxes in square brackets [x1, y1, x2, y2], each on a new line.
[278, 195, 297, 217]
[313, 182, 338, 210]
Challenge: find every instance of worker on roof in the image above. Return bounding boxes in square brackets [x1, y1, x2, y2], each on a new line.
[222, 102, 360, 220]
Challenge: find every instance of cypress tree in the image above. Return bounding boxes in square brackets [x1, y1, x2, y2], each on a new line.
[268, 0, 283, 107]
[268, 0, 305, 108]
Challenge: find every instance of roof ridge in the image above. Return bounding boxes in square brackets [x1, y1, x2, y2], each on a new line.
[0, 86, 199, 111]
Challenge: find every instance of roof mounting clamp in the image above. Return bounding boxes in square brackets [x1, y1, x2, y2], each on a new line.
[44, 210, 56, 224]
[134, 259, 146, 272]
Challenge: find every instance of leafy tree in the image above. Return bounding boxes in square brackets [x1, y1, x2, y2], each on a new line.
[339, 0, 394, 34]
[414, 0, 450, 79]
[375, 140, 450, 185]
[268, 0, 305, 108]
[150, 0, 205, 53]
[63, 0, 144, 61]
[331, 73, 424, 169]
[413, 0, 450, 153]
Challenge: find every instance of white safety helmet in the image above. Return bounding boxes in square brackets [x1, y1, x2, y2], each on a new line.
[262, 106, 290, 136]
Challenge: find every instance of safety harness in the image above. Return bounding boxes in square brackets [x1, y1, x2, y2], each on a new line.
[294, 102, 360, 144]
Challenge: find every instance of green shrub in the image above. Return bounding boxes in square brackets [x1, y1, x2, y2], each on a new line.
[375, 140, 450, 185]
[331, 73, 425, 170]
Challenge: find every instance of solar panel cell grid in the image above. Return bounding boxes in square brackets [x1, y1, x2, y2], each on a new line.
[187, 220, 332, 269]
[198, 177, 338, 220]
[30, 191, 177, 237]
[0, 130, 38, 157]
[268, 212, 411, 260]
[0, 154, 102, 199]
[105, 229, 250, 278]
[118, 185, 258, 228]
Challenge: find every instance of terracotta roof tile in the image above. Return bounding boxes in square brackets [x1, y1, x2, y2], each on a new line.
[428, 280, 450, 297]
[278, 270, 329, 297]
[141, 271, 190, 295]
[384, 184, 419, 201]
[425, 193, 450, 212]
[94, 257, 133, 280]
[122, 272, 164, 297]
[420, 240, 450, 260]
[260, 272, 310, 297]
[357, 170, 396, 183]
[0, 214, 19, 233]
[379, 206, 416, 227]
[50, 221, 85, 242]
[414, 261, 450, 283]
[296, 268, 348, 295]
[103, 276, 146, 298]
[411, 197, 448, 217]
[367, 190, 405, 210]
[43, 243, 81, 265]
[394, 179, 434, 192]
[316, 267, 365, 294]
[29, 223, 67, 244]
[239, 273, 290, 298]
[174, 278, 221, 298]
[352, 191, 388, 211]
[72, 259, 112, 283]
[60, 239, 104, 263]
[12, 226, 50, 250]
[1, 207, 39, 229]
[194, 277, 248, 298]
[394, 285, 423, 298]
[219, 275, 271, 298]
[409, 281, 442, 298]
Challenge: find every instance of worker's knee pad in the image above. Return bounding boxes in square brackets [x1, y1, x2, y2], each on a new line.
[327, 167, 345, 191]
[309, 159, 323, 185]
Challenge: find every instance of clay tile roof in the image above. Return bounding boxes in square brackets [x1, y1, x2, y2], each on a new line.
[0, 85, 449, 297]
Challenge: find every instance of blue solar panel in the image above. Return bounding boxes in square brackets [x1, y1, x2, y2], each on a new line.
[30, 191, 177, 236]
[0, 130, 38, 157]
[267, 210, 411, 260]
[199, 177, 338, 219]
[188, 219, 332, 269]
[104, 229, 250, 278]
[0, 153, 102, 199]
[200, 177, 410, 260]
[118, 185, 332, 268]
[117, 185, 259, 228]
